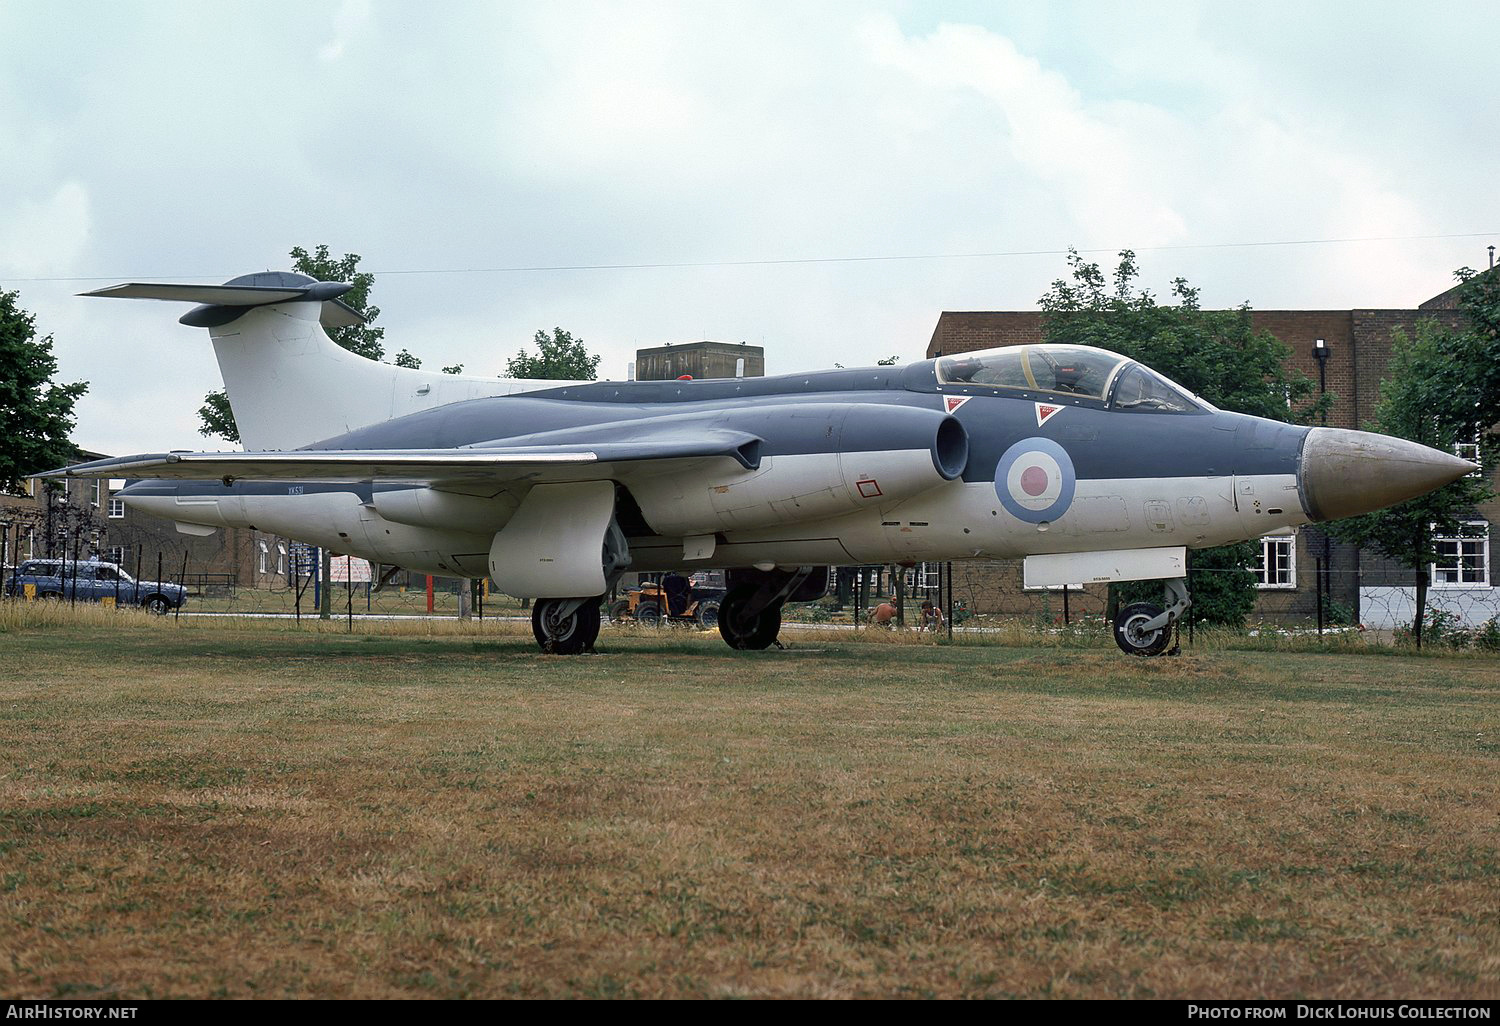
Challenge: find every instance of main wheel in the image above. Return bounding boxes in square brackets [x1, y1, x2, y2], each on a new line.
[1114, 602, 1172, 656]
[532, 597, 602, 654]
[717, 585, 781, 650]
[634, 601, 662, 627]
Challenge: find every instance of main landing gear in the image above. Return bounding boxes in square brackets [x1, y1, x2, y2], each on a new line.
[717, 566, 830, 650]
[532, 596, 603, 655]
[1113, 577, 1190, 657]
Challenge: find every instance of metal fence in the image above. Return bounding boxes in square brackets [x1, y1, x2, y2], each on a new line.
[5, 530, 1499, 651]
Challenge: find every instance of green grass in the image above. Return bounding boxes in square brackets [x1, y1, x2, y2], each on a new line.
[0, 612, 1495, 998]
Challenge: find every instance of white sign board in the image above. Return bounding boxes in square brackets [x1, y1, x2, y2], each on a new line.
[329, 555, 372, 583]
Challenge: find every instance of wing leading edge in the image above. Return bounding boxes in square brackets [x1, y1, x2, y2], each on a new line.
[50, 430, 764, 486]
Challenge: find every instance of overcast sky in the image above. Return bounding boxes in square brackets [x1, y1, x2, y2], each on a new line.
[3, 0, 1496, 456]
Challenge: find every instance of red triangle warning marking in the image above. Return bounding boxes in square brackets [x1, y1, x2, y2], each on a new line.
[1035, 403, 1064, 427]
[944, 396, 972, 413]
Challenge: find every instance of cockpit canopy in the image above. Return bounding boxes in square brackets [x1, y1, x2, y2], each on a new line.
[934, 344, 1208, 413]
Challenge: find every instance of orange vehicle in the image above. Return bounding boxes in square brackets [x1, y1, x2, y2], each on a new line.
[609, 572, 722, 629]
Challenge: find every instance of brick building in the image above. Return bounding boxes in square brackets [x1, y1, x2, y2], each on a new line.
[925, 275, 1498, 627]
[1, 464, 290, 595]
[635, 340, 764, 381]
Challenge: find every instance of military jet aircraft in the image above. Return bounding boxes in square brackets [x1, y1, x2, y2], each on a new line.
[57, 271, 1474, 655]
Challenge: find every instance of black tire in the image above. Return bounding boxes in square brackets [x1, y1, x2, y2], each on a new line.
[532, 597, 602, 654]
[1114, 602, 1172, 656]
[143, 595, 172, 615]
[696, 600, 720, 630]
[634, 601, 662, 627]
[717, 585, 781, 650]
[607, 598, 631, 622]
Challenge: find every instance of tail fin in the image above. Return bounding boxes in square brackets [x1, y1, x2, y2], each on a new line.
[82, 271, 573, 450]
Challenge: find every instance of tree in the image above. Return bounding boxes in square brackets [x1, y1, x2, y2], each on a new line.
[1325, 308, 1495, 642]
[1040, 249, 1329, 422]
[0, 288, 88, 493]
[505, 328, 600, 380]
[198, 245, 387, 443]
[1038, 250, 1329, 627]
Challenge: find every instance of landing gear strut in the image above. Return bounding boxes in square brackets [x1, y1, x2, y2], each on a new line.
[717, 584, 784, 650]
[1113, 577, 1189, 657]
[532, 596, 603, 655]
[715, 566, 830, 650]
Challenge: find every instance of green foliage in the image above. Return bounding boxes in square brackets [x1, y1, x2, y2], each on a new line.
[288, 244, 385, 360]
[393, 349, 421, 369]
[1040, 249, 1329, 423]
[0, 289, 88, 492]
[1040, 250, 1323, 625]
[505, 328, 601, 380]
[441, 364, 464, 375]
[876, 355, 901, 366]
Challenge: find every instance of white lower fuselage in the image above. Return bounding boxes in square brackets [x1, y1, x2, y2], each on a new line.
[126, 449, 1309, 587]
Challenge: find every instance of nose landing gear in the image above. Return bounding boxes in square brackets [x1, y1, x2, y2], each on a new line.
[1113, 577, 1189, 656]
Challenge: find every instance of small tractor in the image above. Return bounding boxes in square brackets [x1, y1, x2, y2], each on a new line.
[609, 572, 724, 629]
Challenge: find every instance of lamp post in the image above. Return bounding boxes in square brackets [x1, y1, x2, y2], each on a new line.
[1311, 338, 1334, 631]
[1312, 338, 1329, 426]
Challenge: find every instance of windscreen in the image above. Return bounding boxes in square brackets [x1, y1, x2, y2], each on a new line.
[935, 345, 1127, 400]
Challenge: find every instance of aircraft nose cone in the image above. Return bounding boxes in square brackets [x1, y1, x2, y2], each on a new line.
[1300, 427, 1477, 522]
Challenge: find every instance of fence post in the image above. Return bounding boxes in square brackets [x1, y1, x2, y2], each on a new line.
[1316, 557, 1325, 636]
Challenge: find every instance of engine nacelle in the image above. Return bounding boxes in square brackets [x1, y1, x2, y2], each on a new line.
[370, 486, 520, 531]
[629, 404, 967, 535]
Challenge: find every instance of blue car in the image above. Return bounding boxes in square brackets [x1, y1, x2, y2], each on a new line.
[7, 559, 187, 614]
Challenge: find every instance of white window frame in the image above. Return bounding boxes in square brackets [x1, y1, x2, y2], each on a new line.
[1253, 535, 1296, 590]
[1430, 521, 1490, 589]
[257, 540, 269, 575]
[1453, 432, 1484, 476]
[108, 498, 126, 519]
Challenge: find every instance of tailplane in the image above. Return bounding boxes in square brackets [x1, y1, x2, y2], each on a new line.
[82, 271, 575, 450]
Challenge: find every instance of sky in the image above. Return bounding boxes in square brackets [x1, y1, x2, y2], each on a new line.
[2, 0, 1497, 456]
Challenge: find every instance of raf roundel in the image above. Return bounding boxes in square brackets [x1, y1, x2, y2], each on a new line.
[994, 437, 1077, 524]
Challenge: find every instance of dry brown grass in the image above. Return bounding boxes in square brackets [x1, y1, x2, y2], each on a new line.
[0, 611, 1496, 999]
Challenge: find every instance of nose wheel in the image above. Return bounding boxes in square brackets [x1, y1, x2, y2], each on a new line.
[1112, 577, 1189, 657]
[532, 597, 602, 654]
[1113, 602, 1173, 656]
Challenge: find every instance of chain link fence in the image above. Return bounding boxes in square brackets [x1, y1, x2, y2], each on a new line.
[5, 526, 1500, 651]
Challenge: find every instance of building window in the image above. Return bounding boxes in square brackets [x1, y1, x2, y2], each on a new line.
[104, 546, 127, 565]
[1431, 522, 1489, 588]
[108, 498, 126, 518]
[1254, 536, 1296, 589]
[1452, 432, 1484, 476]
[258, 541, 269, 575]
[91, 480, 102, 508]
[277, 543, 287, 576]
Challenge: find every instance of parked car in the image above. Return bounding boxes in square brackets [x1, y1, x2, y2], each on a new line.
[6, 559, 187, 614]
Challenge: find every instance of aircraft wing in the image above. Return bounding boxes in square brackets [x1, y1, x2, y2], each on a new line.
[50, 430, 763, 486]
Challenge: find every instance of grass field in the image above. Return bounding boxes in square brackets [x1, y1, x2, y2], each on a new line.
[0, 609, 1496, 999]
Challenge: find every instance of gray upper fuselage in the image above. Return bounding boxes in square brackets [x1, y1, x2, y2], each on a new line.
[306, 356, 1309, 483]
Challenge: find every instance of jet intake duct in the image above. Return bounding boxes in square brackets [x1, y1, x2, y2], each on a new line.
[488, 480, 618, 598]
[630, 403, 968, 535]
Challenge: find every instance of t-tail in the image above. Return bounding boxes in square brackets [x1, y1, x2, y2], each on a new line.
[82, 271, 575, 450]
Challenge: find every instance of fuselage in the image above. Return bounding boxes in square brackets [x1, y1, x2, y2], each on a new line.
[121, 352, 1318, 582]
